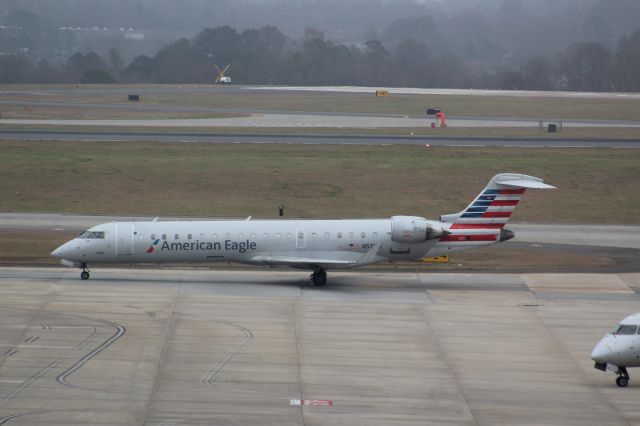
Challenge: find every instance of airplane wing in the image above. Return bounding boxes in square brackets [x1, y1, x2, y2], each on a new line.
[250, 255, 357, 267]
[250, 243, 381, 268]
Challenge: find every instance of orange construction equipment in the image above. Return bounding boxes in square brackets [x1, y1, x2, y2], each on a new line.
[435, 111, 447, 127]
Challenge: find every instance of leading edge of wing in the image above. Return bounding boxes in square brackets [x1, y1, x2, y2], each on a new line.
[249, 255, 357, 266]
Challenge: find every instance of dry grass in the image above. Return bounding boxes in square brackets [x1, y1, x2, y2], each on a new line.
[1, 141, 639, 224]
[446, 246, 616, 271]
[0, 106, 247, 120]
[0, 230, 77, 264]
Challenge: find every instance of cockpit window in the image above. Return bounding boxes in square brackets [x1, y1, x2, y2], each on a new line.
[613, 325, 638, 335]
[78, 231, 105, 239]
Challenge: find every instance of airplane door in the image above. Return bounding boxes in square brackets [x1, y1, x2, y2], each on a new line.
[296, 229, 306, 249]
[116, 223, 133, 255]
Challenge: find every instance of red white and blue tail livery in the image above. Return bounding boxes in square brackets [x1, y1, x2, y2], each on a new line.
[431, 173, 555, 255]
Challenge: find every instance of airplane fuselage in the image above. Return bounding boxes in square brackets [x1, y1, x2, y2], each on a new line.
[53, 217, 455, 268]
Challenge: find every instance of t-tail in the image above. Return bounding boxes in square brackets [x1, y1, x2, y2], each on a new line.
[437, 173, 555, 250]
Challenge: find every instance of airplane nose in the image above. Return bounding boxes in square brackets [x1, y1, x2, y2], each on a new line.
[591, 340, 612, 363]
[51, 241, 71, 259]
[51, 246, 64, 258]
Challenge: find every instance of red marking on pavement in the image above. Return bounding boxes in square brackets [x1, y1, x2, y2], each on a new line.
[290, 399, 333, 406]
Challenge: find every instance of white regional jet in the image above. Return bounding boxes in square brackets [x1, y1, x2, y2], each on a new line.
[51, 173, 554, 285]
[591, 312, 640, 387]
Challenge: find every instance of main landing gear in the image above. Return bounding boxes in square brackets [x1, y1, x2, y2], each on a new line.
[80, 263, 90, 280]
[310, 268, 327, 286]
[616, 367, 630, 387]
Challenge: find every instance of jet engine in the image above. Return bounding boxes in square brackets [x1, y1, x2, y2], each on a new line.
[390, 216, 447, 243]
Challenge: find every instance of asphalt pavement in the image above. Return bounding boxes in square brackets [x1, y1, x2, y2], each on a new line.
[0, 267, 638, 425]
[2, 130, 640, 148]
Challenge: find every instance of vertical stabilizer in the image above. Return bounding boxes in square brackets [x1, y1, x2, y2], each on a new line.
[438, 173, 555, 247]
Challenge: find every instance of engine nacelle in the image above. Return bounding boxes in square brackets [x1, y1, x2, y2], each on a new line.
[390, 216, 447, 243]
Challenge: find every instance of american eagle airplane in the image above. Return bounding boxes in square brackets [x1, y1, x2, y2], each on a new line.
[51, 173, 554, 285]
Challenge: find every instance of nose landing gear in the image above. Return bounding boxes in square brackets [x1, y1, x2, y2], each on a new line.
[80, 263, 90, 280]
[616, 367, 630, 387]
[310, 268, 327, 286]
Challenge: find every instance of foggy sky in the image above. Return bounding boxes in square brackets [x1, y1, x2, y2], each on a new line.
[1, 0, 639, 66]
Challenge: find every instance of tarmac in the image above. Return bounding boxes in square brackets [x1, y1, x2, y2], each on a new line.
[1, 267, 639, 425]
[2, 114, 639, 129]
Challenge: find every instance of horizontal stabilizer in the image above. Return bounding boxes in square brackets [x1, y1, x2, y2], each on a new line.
[496, 179, 556, 189]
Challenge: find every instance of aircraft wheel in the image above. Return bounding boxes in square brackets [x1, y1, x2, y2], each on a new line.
[311, 270, 327, 286]
[80, 270, 90, 280]
[616, 376, 629, 387]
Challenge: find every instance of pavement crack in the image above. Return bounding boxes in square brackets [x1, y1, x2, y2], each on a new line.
[141, 295, 179, 426]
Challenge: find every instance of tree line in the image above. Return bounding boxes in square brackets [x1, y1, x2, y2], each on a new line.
[1, 24, 639, 92]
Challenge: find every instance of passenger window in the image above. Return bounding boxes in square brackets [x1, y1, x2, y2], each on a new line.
[287, 233, 292, 239]
[337, 232, 342, 239]
[349, 232, 354, 238]
[188, 234, 192, 240]
[213, 233, 218, 239]
[276, 233, 281, 239]
[263, 233, 268, 239]
[361, 232, 366, 238]
[200, 233, 205, 239]
[225, 233, 231, 239]
[151, 234, 156, 240]
[312, 233, 317, 239]
[162, 234, 167, 240]
[239, 233, 244, 239]
[324, 232, 330, 239]
[174, 234, 179, 240]
[373, 232, 378, 238]
[250, 233, 256, 239]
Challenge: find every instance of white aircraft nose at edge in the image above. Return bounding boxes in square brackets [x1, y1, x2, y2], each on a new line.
[52, 172, 555, 285]
[591, 312, 640, 387]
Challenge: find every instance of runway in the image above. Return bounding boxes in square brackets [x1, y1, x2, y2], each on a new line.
[2, 130, 640, 148]
[3, 114, 640, 129]
[251, 85, 640, 100]
[0, 267, 639, 425]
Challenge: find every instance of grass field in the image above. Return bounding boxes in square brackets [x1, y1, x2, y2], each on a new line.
[1, 140, 638, 224]
[2, 84, 640, 121]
